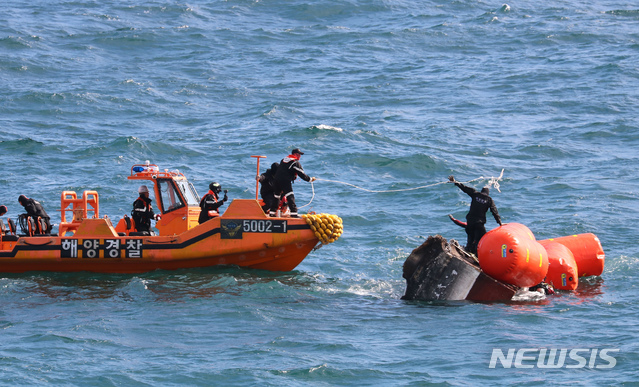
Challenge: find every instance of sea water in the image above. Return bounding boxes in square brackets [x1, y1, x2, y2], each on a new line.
[1, 0, 638, 385]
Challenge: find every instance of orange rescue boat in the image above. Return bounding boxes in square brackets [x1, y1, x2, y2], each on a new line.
[0, 162, 343, 274]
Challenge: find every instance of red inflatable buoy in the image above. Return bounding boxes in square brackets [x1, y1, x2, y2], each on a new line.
[538, 240, 579, 291]
[539, 233, 605, 277]
[477, 223, 549, 288]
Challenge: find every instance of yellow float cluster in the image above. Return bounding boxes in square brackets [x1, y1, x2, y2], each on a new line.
[302, 213, 343, 244]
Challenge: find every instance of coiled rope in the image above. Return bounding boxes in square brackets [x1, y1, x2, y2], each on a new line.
[298, 168, 504, 209]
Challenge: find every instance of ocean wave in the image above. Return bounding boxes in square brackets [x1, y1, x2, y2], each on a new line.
[605, 255, 639, 278]
[339, 152, 439, 174]
[69, 136, 205, 159]
[605, 9, 639, 17]
[0, 35, 34, 49]
[0, 137, 44, 149]
[308, 124, 343, 132]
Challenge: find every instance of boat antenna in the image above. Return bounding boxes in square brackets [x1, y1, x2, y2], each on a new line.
[251, 155, 267, 200]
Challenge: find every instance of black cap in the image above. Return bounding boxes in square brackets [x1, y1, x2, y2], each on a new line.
[292, 148, 304, 155]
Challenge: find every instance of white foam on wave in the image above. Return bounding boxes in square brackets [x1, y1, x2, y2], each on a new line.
[312, 124, 343, 132]
[511, 288, 546, 302]
[315, 276, 403, 300]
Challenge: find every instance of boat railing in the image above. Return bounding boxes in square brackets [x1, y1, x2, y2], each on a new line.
[58, 190, 99, 236]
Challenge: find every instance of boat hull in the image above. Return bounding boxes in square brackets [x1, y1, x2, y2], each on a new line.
[0, 237, 317, 274]
[0, 200, 321, 274]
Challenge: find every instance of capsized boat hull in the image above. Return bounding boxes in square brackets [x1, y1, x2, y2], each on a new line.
[0, 200, 323, 274]
[402, 235, 518, 302]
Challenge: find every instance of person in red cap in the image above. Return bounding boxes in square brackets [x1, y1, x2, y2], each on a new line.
[271, 148, 316, 218]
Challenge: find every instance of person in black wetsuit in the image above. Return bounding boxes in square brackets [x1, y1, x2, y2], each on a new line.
[530, 281, 555, 295]
[448, 175, 502, 255]
[132, 185, 157, 233]
[258, 162, 279, 213]
[198, 182, 228, 224]
[270, 148, 316, 218]
[18, 195, 52, 234]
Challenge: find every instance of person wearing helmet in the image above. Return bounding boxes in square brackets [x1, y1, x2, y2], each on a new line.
[258, 162, 279, 213]
[270, 148, 316, 218]
[198, 182, 228, 224]
[448, 175, 502, 255]
[18, 194, 52, 234]
[132, 185, 157, 234]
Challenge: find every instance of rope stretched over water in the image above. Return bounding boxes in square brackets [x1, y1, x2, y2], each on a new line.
[313, 178, 453, 193]
[298, 169, 504, 209]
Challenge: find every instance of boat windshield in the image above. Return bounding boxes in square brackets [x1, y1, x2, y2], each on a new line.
[156, 179, 185, 213]
[176, 179, 199, 206]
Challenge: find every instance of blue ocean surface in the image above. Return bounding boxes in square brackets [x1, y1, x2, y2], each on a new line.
[1, 0, 638, 385]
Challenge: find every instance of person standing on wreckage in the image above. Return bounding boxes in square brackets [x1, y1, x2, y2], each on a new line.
[270, 148, 316, 218]
[448, 175, 502, 255]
